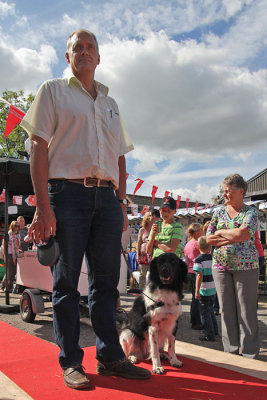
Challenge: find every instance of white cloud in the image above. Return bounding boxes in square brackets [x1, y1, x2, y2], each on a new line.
[0, 40, 57, 93]
[0, 1, 15, 18]
[0, 0, 266, 204]
[96, 31, 267, 158]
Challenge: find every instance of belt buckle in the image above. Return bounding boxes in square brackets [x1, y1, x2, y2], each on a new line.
[83, 177, 102, 187]
[83, 177, 94, 187]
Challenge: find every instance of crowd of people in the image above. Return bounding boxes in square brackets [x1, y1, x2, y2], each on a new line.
[0, 216, 29, 293]
[133, 173, 264, 360]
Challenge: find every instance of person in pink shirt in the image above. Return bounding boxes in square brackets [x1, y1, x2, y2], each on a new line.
[184, 223, 203, 329]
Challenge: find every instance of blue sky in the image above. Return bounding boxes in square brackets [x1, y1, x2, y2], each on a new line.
[0, 0, 267, 203]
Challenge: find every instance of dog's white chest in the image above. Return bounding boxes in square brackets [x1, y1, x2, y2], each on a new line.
[145, 289, 182, 327]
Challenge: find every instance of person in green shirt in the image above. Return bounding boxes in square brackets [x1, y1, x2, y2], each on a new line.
[146, 196, 183, 259]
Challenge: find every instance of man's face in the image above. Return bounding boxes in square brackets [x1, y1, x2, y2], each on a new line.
[17, 217, 25, 228]
[65, 32, 100, 78]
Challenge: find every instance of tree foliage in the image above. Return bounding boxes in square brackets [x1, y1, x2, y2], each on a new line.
[0, 90, 34, 158]
[212, 185, 224, 205]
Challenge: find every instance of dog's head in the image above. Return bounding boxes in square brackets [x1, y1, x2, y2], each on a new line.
[149, 253, 188, 297]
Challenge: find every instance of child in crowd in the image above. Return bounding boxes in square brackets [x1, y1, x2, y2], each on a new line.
[184, 223, 203, 329]
[146, 197, 183, 260]
[193, 236, 218, 342]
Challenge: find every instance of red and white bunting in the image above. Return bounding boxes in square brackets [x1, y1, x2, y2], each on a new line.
[4, 104, 25, 139]
[176, 195, 181, 209]
[130, 204, 139, 216]
[164, 191, 170, 198]
[0, 189, 5, 203]
[151, 185, 158, 204]
[13, 195, 22, 205]
[25, 195, 36, 207]
[186, 198, 190, 211]
[133, 178, 144, 197]
[124, 172, 205, 214]
[141, 205, 150, 215]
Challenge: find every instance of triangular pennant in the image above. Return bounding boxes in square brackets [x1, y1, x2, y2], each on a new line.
[4, 105, 25, 139]
[151, 186, 158, 204]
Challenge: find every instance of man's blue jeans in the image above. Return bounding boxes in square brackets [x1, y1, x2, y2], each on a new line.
[48, 180, 125, 369]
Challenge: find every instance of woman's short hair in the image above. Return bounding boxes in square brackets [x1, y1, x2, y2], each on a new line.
[222, 174, 248, 196]
[186, 223, 203, 239]
[142, 212, 151, 228]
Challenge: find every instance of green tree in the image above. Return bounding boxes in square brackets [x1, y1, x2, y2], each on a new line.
[212, 185, 224, 205]
[0, 90, 34, 158]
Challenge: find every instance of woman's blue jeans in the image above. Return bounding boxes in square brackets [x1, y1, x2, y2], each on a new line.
[48, 180, 125, 369]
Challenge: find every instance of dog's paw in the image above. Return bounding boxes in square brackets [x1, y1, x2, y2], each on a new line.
[128, 355, 138, 364]
[152, 366, 165, 374]
[170, 359, 183, 368]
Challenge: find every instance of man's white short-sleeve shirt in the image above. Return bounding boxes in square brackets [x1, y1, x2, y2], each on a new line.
[21, 75, 134, 189]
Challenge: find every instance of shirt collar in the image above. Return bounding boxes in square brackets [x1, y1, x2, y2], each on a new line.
[67, 73, 109, 96]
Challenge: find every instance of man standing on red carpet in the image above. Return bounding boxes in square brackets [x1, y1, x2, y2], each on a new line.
[21, 28, 151, 389]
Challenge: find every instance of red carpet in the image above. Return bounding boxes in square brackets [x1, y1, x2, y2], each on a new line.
[0, 320, 266, 399]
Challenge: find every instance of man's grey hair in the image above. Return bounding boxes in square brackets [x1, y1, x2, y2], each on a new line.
[66, 29, 99, 54]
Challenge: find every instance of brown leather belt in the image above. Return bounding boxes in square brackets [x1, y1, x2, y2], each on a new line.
[68, 177, 114, 188]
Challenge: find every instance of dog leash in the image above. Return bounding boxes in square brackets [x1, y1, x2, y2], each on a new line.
[120, 244, 165, 311]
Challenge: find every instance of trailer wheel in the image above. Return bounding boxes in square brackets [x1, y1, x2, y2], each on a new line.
[20, 292, 36, 322]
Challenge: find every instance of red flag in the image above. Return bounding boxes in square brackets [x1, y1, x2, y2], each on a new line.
[151, 186, 158, 204]
[141, 205, 150, 215]
[194, 201, 199, 213]
[126, 173, 129, 180]
[13, 195, 22, 205]
[131, 204, 138, 216]
[176, 195, 181, 209]
[4, 105, 25, 139]
[186, 198, 190, 211]
[164, 191, 170, 198]
[133, 178, 144, 197]
[26, 195, 36, 207]
[0, 189, 5, 203]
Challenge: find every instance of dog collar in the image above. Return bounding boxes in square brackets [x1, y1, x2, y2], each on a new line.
[146, 301, 165, 312]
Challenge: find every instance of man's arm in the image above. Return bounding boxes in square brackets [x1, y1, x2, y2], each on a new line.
[116, 155, 128, 232]
[29, 135, 56, 242]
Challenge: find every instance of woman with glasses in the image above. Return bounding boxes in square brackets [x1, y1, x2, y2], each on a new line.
[0, 221, 21, 292]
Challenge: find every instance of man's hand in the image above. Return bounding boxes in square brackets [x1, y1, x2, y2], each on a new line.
[28, 205, 56, 243]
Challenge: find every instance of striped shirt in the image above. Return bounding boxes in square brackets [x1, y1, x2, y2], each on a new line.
[193, 253, 216, 296]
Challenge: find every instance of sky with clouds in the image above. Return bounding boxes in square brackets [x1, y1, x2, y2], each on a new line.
[0, 0, 266, 203]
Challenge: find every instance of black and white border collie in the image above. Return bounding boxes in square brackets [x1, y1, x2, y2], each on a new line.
[120, 253, 188, 374]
